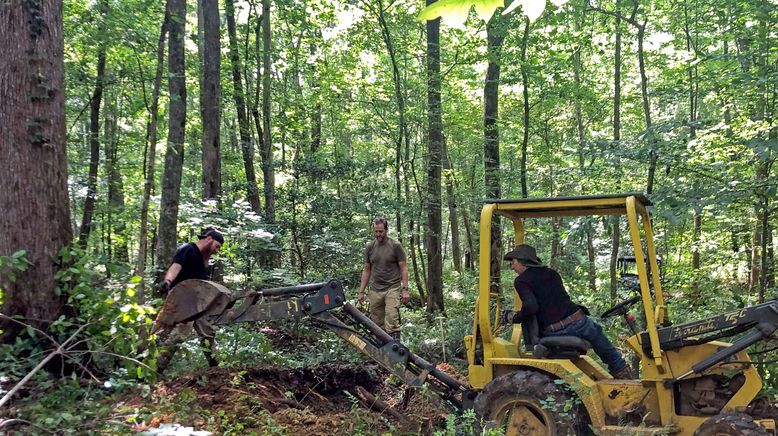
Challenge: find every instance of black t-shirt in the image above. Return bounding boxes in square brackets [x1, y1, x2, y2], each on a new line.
[513, 266, 579, 329]
[170, 243, 207, 288]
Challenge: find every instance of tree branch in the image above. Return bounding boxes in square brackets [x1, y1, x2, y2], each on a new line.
[0, 322, 89, 409]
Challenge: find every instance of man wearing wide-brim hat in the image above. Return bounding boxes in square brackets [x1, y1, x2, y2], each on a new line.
[503, 244, 633, 379]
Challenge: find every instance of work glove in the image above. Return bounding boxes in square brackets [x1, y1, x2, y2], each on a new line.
[158, 280, 171, 297]
[502, 309, 520, 325]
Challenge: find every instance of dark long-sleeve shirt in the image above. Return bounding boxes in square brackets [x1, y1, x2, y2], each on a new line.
[513, 266, 579, 329]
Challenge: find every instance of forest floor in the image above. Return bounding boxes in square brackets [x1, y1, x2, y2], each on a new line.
[1, 313, 473, 435]
[124, 363, 460, 435]
[119, 327, 466, 435]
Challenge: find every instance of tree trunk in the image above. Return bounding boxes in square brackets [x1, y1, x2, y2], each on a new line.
[610, 219, 620, 301]
[609, 0, 624, 300]
[484, 15, 506, 293]
[226, 0, 261, 213]
[135, 4, 169, 297]
[261, 0, 275, 222]
[155, 0, 187, 278]
[443, 143, 462, 273]
[404, 124, 424, 300]
[462, 205, 475, 270]
[200, 0, 221, 200]
[0, 0, 72, 340]
[519, 18, 530, 198]
[250, 6, 265, 159]
[310, 41, 322, 154]
[373, 0, 408, 240]
[758, 201, 770, 302]
[636, 19, 656, 195]
[550, 217, 560, 269]
[571, 8, 597, 294]
[426, 1, 443, 312]
[104, 95, 128, 263]
[750, 219, 761, 294]
[78, 2, 108, 249]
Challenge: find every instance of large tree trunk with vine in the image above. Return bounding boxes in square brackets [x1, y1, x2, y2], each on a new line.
[155, 0, 187, 278]
[0, 0, 72, 340]
[200, 0, 221, 200]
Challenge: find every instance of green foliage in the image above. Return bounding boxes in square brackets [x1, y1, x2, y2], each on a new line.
[14, 378, 120, 435]
[53, 244, 157, 377]
[0, 250, 30, 294]
[25, 0, 778, 430]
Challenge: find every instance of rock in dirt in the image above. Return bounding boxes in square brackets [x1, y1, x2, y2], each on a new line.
[137, 423, 212, 436]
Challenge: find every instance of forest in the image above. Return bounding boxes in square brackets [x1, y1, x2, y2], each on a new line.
[1, 0, 777, 433]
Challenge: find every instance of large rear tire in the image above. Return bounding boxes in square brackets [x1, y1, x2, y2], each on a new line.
[474, 370, 588, 436]
[694, 413, 770, 436]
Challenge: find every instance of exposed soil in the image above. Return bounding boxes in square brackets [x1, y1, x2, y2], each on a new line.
[123, 362, 464, 435]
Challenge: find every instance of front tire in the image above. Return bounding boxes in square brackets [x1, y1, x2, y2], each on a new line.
[694, 413, 770, 436]
[474, 370, 588, 436]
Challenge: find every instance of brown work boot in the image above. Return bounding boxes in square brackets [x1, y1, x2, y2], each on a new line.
[611, 365, 635, 379]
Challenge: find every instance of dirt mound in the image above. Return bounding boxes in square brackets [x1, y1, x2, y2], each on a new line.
[124, 363, 455, 435]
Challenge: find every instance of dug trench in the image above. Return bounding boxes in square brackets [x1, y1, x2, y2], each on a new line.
[124, 363, 461, 435]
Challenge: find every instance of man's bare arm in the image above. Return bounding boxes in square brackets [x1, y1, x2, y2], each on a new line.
[163, 263, 182, 284]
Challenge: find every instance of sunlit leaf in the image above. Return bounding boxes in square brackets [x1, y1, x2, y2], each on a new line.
[419, 0, 553, 25]
[503, 0, 545, 22]
[418, 0, 504, 26]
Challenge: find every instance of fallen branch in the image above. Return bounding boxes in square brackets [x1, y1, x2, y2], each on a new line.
[355, 385, 409, 424]
[0, 419, 30, 429]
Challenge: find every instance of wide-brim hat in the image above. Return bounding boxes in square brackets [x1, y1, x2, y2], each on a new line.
[503, 244, 545, 267]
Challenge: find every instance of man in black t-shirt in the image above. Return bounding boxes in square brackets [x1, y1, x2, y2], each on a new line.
[156, 228, 225, 371]
[159, 228, 224, 295]
[502, 244, 633, 379]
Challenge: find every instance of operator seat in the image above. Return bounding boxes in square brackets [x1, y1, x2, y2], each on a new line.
[522, 317, 591, 359]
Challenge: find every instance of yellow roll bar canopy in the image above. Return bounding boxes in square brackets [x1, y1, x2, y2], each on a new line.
[475, 193, 667, 371]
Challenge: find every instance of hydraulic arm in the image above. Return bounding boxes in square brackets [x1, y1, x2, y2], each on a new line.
[157, 279, 475, 410]
[636, 299, 778, 380]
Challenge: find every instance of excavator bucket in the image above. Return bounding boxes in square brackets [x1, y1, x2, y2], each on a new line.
[154, 279, 233, 329]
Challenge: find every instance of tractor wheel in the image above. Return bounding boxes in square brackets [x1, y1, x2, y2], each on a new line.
[474, 370, 589, 436]
[694, 413, 770, 436]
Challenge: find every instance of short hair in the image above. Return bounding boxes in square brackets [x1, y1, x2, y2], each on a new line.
[372, 216, 388, 230]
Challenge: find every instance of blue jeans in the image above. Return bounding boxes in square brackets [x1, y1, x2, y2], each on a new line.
[544, 316, 627, 373]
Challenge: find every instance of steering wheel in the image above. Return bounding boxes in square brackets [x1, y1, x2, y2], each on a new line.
[601, 295, 641, 320]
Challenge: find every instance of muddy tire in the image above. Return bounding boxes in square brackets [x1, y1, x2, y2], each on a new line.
[694, 413, 770, 436]
[474, 370, 588, 436]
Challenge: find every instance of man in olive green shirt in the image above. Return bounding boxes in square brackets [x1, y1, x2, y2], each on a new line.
[358, 217, 409, 341]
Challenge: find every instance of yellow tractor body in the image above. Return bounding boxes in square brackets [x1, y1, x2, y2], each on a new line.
[465, 193, 775, 435]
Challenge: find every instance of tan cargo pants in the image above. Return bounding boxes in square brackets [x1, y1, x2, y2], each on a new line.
[368, 283, 402, 334]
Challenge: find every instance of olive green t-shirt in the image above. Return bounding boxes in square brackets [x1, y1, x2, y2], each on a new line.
[365, 238, 407, 291]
